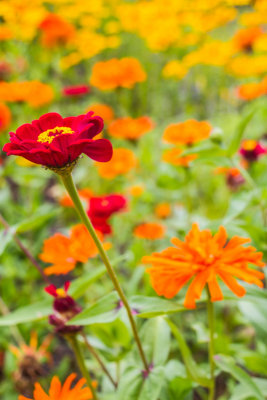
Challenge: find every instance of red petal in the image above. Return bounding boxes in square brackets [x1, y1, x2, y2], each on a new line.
[68, 139, 113, 162]
[15, 123, 39, 140]
[77, 116, 104, 139]
[32, 113, 64, 132]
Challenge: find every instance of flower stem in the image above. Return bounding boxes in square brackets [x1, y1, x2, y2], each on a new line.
[81, 331, 117, 388]
[206, 288, 215, 400]
[67, 334, 98, 400]
[61, 173, 149, 372]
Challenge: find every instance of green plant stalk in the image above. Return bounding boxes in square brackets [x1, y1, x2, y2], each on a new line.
[206, 288, 215, 400]
[67, 335, 98, 400]
[61, 173, 149, 372]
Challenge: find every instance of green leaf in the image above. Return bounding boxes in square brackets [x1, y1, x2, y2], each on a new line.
[227, 109, 256, 156]
[68, 292, 120, 326]
[139, 317, 171, 366]
[238, 301, 267, 335]
[215, 355, 264, 400]
[166, 318, 211, 388]
[117, 365, 165, 400]
[130, 295, 186, 318]
[230, 378, 267, 400]
[223, 191, 255, 223]
[69, 266, 106, 299]
[0, 300, 52, 326]
[0, 226, 16, 255]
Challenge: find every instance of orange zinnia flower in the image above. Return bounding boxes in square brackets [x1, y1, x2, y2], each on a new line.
[162, 148, 197, 167]
[86, 104, 114, 124]
[0, 102, 11, 132]
[0, 81, 54, 108]
[19, 373, 95, 400]
[90, 57, 146, 90]
[143, 224, 265, 309]
[69, 224, 104, 263]
[128, 184, 145, 197]
[237, 81, 266, 100]
[39, 233, 75, 275]
[163, 120, 212, 145]
[108, 116, 154, 140]
[134, 223, 165, 240]
[233, 26, 263, 52]
[96, 148, 137, 179]
[155, 203, 171, 219]
[39, 13, 75, 48]
[39, 224, 108, 275]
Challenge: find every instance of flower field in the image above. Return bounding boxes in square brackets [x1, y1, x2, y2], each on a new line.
[1, 1, 267, 399]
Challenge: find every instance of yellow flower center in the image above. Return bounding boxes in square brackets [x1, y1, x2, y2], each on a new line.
[56, 288, 67, 297]
[242, 139, 257, 151]
[37, 126, 74, 144]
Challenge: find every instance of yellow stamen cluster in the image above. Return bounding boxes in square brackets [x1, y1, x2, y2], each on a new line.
[37, 126, 74, 144]
[56, 288, 67, 297]
[242, 139, 257, 151]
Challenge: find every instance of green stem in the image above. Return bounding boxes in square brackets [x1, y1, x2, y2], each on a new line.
[68, 335, 98, 400]
[206, 288, 215, 400]
[61, 173, 149, 372]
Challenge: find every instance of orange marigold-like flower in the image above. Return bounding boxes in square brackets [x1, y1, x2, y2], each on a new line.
[233, 26, 263, 52]
[39, 224, 108, 275]
[237, 81, 266, 100]
[128, 184, 145, 197]
[90, 58, 146, 90]
[96, 148, 137, 179]
[86, 104, 114, 125]
[163, 120, 212, 145]
[155, 203, 171, 219]
[69, 224, 104, 263]
[0, 102, 11, 132]
[39, 233, 75, 275]
[143, 223, 265, 309]
[134, 223, 165, 240]
[108, 116, 155, 140]
[39, 13, 75, 48]
[162, 148, 197, 167]
[19, 373, 95, 400]
[0, 81, 54, 108]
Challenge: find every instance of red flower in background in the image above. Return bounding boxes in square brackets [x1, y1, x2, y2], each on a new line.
[239, 140, 267, 162]
[62, 85, 90, 97]
[3, 112, 112, 173]
[87, 194, 127, 234]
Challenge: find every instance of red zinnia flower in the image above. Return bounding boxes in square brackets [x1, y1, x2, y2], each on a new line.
[87, 194, 127, 234]
[62, 85, 90, 97]
[3, 112, 112, 174]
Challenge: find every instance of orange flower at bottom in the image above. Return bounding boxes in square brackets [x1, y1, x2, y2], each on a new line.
[19, 373, 95, 400]
[143, 223, 265, 309]
[163, 148, 197, 167]
[134, 223, 165, 240]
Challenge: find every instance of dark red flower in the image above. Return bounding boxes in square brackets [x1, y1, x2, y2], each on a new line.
[87, 194, 127, 234]
[239, 140, 267, 162]
[2, 111, 113, 173]
[45, 282, 82, 334]
[62, 85, 90, 97]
